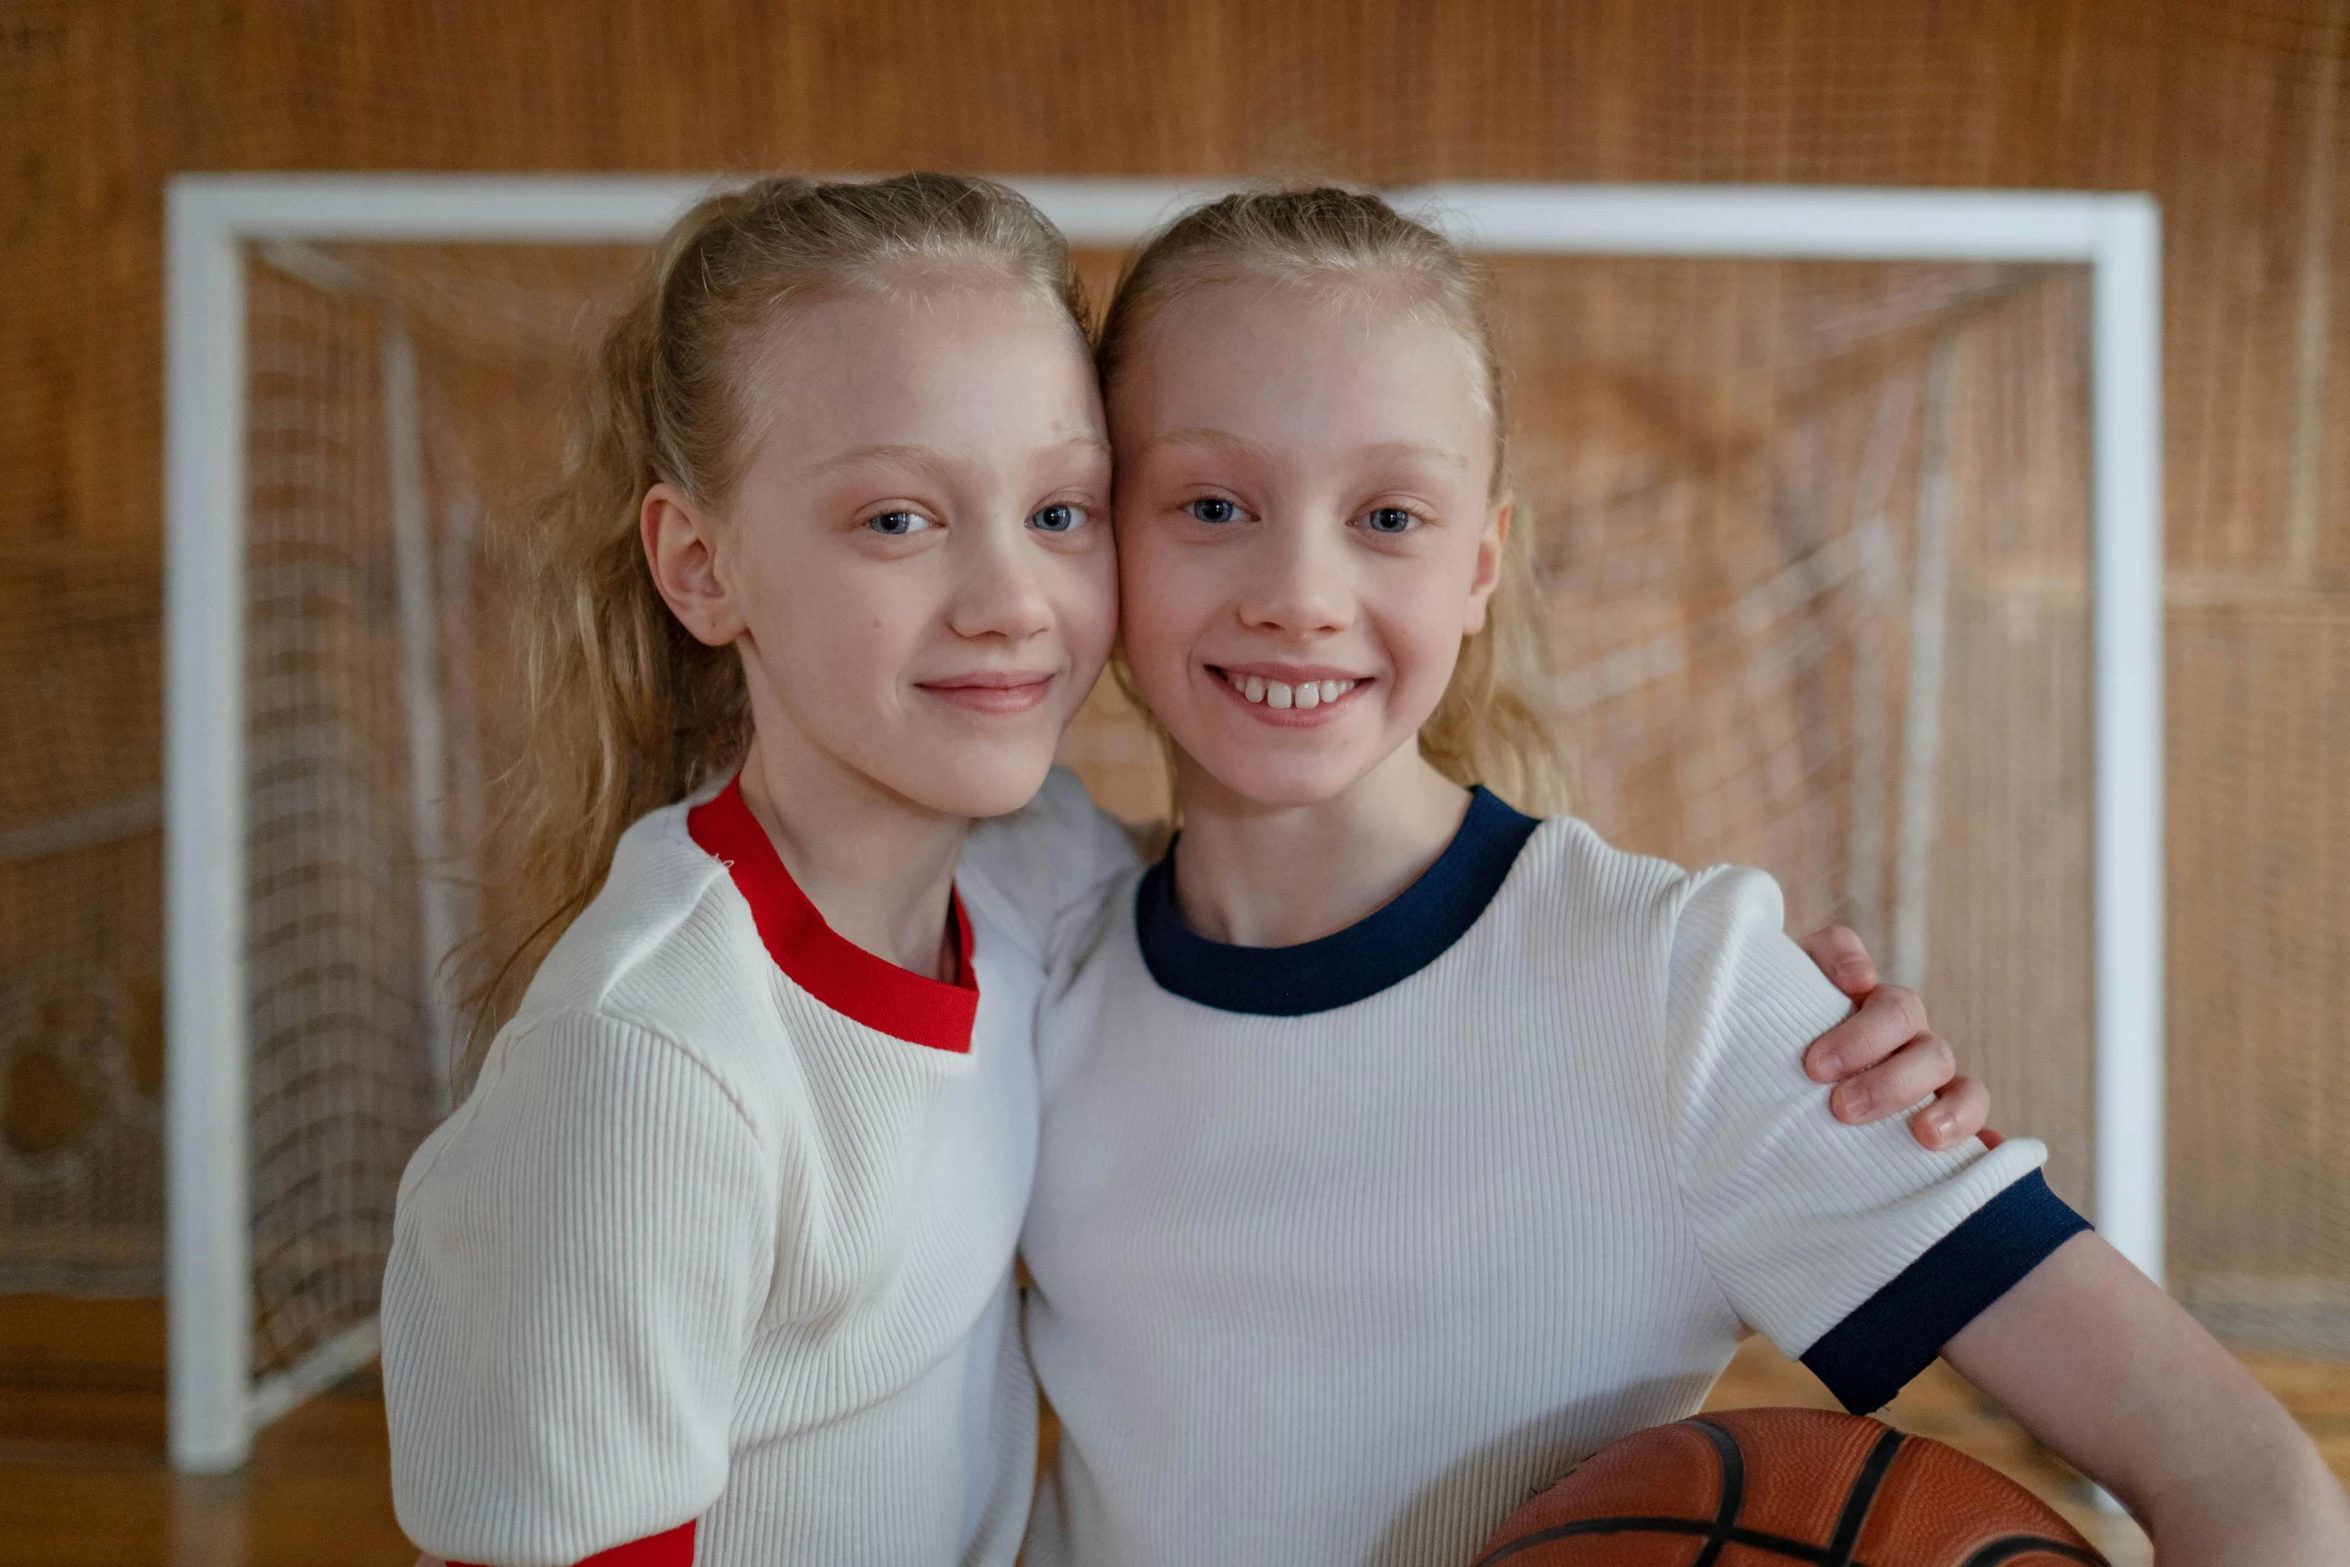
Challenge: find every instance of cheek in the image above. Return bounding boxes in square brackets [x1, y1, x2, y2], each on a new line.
[1115, 535, 1212, 694]
[750, 551, 921, 695]
[1375, 562, 1483, 689]
[1047, 544, 1120, 676]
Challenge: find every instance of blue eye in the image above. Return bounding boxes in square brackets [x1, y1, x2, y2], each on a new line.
[1031, 502, 1085, 534]
[866, 510, 928, 536]
[1363, 506, 1418, 534]
[1187, 497, 1239, 524]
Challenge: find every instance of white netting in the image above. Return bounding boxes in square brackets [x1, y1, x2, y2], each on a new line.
[242, 256, 445, 1380]
[1500, 257, 2099, 1213]
[230, 240, 637, 1396]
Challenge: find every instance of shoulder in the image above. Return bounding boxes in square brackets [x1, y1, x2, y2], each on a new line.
[398, 1002, 771, 1238]
[492, 797, 788, 1128]
[1506, 817, 1792, 938]
[1051, 854, 1151, 978]
[1656, 861, 1835, 1017]
[1494, 820, 1834, 1041]
[959, 766, 1145, 962]
[1497, 814, 1730, 950]
[1030, 856, 1152, 1090]
[512, 798, 723, 1014]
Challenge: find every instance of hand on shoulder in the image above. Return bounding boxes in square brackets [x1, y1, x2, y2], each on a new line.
[1793, 924, 1990, 1151]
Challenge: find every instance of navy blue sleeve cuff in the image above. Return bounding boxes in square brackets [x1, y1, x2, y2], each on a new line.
[1799, 1169, 2091, 1414]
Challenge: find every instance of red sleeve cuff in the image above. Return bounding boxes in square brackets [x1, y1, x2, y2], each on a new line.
[450, 1518, 696, 1567]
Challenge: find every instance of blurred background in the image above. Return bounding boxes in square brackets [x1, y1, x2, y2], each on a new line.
[4, 2, 2349, 1563]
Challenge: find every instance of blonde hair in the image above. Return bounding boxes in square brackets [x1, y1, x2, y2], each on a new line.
[1096, 185, 1570, 815]
[461, 173, 1087, 1076]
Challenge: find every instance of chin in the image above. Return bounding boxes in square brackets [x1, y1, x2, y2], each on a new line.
[897, 743, 1059, 821]
[1195, 747, 1368, 811]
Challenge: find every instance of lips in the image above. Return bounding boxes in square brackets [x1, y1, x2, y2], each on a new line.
[917, 671, 1056, 715]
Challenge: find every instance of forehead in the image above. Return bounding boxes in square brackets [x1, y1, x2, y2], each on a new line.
[736, 283, 1103, 466]
[1112, 278, 1492, 457]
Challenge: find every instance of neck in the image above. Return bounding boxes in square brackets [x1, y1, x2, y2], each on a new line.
[734, 728, 970, 982]
[1168, 743, 1472, 948]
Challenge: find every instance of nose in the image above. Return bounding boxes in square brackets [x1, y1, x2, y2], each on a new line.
[946, 512, 1055, 644]
[1235, 515, 1353, 638]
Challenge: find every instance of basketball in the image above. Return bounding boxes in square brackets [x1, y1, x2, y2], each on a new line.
[1471, 1408, 2108, 1566]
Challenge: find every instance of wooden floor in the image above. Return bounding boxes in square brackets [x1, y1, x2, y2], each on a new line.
[6, 1295, 2346, 1564]
[0, 1298, 412, 1567]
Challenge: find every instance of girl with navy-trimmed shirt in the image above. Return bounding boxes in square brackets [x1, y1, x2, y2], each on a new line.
[1016, 189, 2350, 1567]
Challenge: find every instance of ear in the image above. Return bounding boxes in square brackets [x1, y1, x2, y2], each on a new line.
[642, 482, 746, 648]
[1461, 493, 1512, 638]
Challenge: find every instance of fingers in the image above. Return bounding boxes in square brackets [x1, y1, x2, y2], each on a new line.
[1798, 924, 1878, 997]
[1828, 1030, 1957, 1125]
[1803, 982, 1927, 1082]
[1910, 1075, 1991, 1152]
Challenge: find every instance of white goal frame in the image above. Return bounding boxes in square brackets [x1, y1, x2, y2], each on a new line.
[164, 173, 2164, 1471]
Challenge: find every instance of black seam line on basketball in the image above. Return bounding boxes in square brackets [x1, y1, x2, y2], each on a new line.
[1959, 1539, 2108, 1567]
[1685, 1416, 1749, 1567]
[1467, 1516, 1853, 1566]
[1821, 1426, 1907, 1567]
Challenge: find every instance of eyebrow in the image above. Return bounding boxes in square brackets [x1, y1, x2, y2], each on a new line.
[1137, 427, 1470, 469]
[804, 435, 1112, 477]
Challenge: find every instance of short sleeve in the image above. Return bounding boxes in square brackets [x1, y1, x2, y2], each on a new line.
[957, 766, 1144, 965]
[383, 1012, 776, 1566]
[1662, 866, 2082, 1411]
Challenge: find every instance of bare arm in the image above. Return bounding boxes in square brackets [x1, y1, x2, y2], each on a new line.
[1942, 1232, 2350, 1564]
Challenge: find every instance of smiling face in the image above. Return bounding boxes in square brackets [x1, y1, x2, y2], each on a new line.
[648, 277, 1116, 822]
[1110, 278, 1508, 810]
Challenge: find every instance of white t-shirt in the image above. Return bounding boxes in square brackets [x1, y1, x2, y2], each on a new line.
[382, 769, 1126, 1567]
[1019, 787, 2086, 1567]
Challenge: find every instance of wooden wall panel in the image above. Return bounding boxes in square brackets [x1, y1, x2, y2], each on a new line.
[0, 0, 2339, 558]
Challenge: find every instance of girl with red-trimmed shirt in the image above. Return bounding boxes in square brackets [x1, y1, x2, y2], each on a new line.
[382, 173, 1131, 1567]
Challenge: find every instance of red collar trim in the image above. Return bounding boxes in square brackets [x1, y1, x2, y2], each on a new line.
[687, 776, 978, 1054]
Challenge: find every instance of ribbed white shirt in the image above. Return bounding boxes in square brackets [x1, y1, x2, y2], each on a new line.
[1019, 788, 2080, 1567]
[383, 769, 1129, 1567]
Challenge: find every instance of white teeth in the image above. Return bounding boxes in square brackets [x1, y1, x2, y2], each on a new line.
[1231, 672, 1357, 708]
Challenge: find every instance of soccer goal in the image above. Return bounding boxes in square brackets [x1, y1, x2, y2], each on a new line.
[162, 173, 2162, 1472]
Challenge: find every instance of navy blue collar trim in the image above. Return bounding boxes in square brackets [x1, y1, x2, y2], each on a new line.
[1134, 786, 1543, 1016]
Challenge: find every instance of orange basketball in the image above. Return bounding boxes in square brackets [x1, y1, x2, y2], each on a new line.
[1471, 1408, 2107, 1566]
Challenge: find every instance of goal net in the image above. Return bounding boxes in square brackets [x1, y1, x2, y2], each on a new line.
[219, 240, 648, 1418]
[121, 179, 2337, 1467]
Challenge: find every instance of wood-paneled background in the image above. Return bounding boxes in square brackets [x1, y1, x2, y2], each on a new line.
[4, 0, 2348, 1323]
